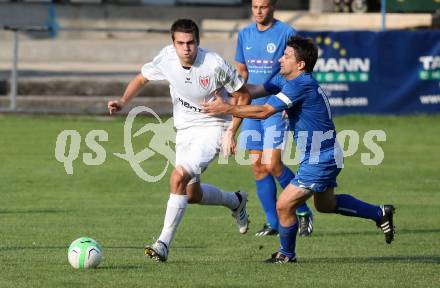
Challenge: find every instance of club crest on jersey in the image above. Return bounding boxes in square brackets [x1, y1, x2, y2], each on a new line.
[199, 76, 210, 90]
[267, 43, 276, 54]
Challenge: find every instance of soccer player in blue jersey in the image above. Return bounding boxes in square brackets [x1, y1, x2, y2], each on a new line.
[235, 0, 314, 237]
[203, 35, 395, 263]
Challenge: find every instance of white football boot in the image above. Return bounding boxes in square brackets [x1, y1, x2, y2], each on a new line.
[231, 191, 250, 234]
[144, 240, 168, 262]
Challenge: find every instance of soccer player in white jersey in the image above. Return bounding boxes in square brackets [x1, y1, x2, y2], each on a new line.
[107, 19, 251, 262]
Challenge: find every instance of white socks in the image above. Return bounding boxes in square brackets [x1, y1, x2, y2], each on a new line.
[158, 194, 188, 248]
[157, 186, 239, 248]
[199, 183, 240, 210]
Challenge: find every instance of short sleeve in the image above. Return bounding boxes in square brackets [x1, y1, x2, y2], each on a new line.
[288, 26, 296, 38]
[141, 47, 167, 81]
[266, 82, 303, 111]
[234, 31, 245, 64]
[215, 56, 245, 93]
[266, 94, 289, 112]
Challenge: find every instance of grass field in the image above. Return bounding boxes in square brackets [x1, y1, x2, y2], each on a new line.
[1, 114, 439, 287]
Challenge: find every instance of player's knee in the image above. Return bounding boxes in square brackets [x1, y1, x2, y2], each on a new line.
[170, 167, 190, 189]
[170, 169, 183, 184]
[264, 161, 283, 176]
[276, 200, 291, 217]
[251, 162, 268, 178]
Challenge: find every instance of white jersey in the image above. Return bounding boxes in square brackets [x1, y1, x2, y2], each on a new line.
[141, 45, 244, 130]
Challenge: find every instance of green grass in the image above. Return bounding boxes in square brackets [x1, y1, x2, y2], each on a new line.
[1, 114, 439, 287]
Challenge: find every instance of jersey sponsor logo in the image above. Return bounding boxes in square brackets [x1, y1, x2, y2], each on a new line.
[199, 76, 210, 90]
[266, 43, 276, 53]
[245, 46, 253, 50]
[178, 97, 202, 112]
[246, 59, 275, 64]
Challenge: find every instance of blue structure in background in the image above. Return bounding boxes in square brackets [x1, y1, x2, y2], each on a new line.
[45, 3, 59, 38]
[301, 30, 440, 115]
[381, 0, 387, 30]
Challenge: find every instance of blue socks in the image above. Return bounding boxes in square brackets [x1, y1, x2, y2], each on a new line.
[279, 221, 298, 259]
[255, 174, 278, 230]
[335, 194, 383, 224]
[275, 166, 295, 189]
[276, 166, 312, 216]
[256, 166, 313, 232]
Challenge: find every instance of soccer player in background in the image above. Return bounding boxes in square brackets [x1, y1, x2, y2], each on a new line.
[203, 35, 395, 263]
[235, 0, 314, 237]
[107, 19, 251, 262]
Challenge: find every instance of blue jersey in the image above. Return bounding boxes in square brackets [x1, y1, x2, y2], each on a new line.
[235, 20, 296, 105]
[265, 73, 337, 162]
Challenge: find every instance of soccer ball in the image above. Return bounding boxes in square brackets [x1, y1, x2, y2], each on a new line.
[68, 237, 102, 269]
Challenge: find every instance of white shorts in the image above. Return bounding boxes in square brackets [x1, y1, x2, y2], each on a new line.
[175, 125, 224, 185]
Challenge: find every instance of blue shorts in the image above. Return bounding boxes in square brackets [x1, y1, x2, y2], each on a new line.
[238, 111, 287, 151]
[291, 149, 342, 193]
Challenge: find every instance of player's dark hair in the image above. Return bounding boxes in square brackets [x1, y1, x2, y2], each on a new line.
[254, 0, 277, 7]
[287, 35, 318, 73]
[171, 19, 200, 45]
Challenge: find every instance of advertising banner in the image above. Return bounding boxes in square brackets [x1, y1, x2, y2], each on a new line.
[301, 30, 440, 115]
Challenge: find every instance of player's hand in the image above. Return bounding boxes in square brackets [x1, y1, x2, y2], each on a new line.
[281, 110, 287, 119]
[221, 129, 237, 158]
[202, 91, 230, 116]
[107, 99, 125, 115]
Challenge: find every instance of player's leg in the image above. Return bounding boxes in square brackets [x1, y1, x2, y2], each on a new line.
[315, 187, 382, 221]
[262, 115, 314, 236]
[265, 184, 312, 264]
[144, 165, 191, 262]
[250, 149, 279, 236]
[145, 127, 203, 262]
[262, 148, 315, 236]
[240, 118, 278, 236]
[314, 187, 395, 243]
[186, 125, 249, 233]
[187, 181, 240, 210]
[160, 166, 192, 244]
[186, 181, 249, 234]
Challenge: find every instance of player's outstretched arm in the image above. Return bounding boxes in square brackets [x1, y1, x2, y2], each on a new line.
[220, 85, 252, 157]
[235, 62, 249, 82]
[228, 84, 252, 131]
[107, 73, 149, 115]
[203, 94, 277, 120]
[245, 84, 270, 99]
